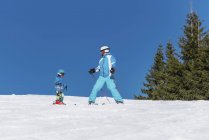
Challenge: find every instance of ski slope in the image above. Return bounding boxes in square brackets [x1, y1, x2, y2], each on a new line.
[0, 95, 209, 140]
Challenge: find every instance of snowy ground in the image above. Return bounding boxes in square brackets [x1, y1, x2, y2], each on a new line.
[0, 95, 209, 140]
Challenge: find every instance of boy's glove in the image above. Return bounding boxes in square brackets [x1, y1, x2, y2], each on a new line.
[89, 68, 96, 74]
[64, 84, 68, 91]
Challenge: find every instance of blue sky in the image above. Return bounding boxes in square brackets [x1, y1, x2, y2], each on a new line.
[0, 0, 209, 99]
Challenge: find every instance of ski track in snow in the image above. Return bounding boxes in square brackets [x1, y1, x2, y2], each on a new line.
[0, 95, 209, 140]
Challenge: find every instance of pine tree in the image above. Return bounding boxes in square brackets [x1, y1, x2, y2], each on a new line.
[139, 12, 209, 100]
[197, 32, 209, 99]
[141, 44, 166, 99]
[163, 42, 183, 100]
[179, 12, 207, 100]
[179, 12, 204, 63]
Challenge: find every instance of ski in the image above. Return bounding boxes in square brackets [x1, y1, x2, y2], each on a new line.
[52, 102, 66, 105]
[88, 103, 106, 106]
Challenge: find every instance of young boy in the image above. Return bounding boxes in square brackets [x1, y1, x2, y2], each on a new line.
[53, 69, 67, 105]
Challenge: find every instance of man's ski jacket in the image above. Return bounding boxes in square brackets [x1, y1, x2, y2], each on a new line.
[95, 53, 116, 78]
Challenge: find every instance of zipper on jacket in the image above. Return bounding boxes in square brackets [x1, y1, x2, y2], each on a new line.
[102, 56, 105, 77]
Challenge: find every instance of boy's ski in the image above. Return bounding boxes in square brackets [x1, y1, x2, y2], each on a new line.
[53, 103, 66, 105]
[53, 101, 66, 105]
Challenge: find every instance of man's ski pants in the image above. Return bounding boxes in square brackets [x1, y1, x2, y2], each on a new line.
[89, 76, 123, 103]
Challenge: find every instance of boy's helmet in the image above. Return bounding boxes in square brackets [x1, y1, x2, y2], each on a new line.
[57, 69, 65, 75]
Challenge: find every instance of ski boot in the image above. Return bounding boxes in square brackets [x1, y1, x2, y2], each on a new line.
[115, 100, 124, 104]
[88, 101, 98, 105]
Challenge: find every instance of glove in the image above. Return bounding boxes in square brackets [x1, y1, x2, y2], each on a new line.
[89, 68, 96, 74]
[110, 67, 115, 74]
[64, 84, 68, 91]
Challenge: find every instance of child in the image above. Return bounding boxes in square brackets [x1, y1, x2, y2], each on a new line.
[53, 69, 67, 105]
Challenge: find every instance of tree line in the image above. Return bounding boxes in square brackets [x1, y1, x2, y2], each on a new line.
[137, 12, 209, 100]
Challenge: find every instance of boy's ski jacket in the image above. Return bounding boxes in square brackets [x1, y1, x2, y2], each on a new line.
[54, 76, 67, 92]
[95, 53, 116, 78]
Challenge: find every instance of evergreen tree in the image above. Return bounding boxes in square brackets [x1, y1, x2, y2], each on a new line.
[139, 12, 209, 100]
[179, 12, 205, 63]
[162, 42, 183, 100]
[141, 44, 166, 99]
[179, 12, 207, 100]
[197, 33, 209, 99]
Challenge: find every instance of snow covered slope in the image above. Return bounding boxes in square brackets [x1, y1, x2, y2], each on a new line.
[0, 95, 209, 140]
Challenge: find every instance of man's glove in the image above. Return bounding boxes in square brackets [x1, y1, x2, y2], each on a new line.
[89, 68, 96, 74]
[110, 67, 115, 74]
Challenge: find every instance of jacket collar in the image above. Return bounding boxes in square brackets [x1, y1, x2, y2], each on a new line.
[102, 53, 110, 57]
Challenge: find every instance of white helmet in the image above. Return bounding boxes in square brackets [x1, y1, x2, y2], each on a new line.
[100, 46, 110, 53]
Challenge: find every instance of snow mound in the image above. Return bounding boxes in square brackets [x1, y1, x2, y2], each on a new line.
[0, 95, 209, 140]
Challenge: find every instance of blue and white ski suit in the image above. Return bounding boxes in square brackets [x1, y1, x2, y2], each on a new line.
[89, 53, 123, 103]
[54, 76, 67, 102]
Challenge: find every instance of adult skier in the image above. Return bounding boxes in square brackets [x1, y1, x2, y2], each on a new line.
[88, 46, 124, 105]
[53, 69, 67, 105]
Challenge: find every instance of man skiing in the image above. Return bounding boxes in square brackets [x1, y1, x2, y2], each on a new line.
[53, 69, 67, 105]
[88, 46, 124, 105]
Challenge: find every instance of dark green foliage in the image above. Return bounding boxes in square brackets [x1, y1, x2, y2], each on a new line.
[163, 42, 183, 100]
[134, 95, 148, 100]
[141, 44, 166, 99]
[179, 12, 204, 62]
[138, 12, 209, 100]
[179, 12, 209, 100]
